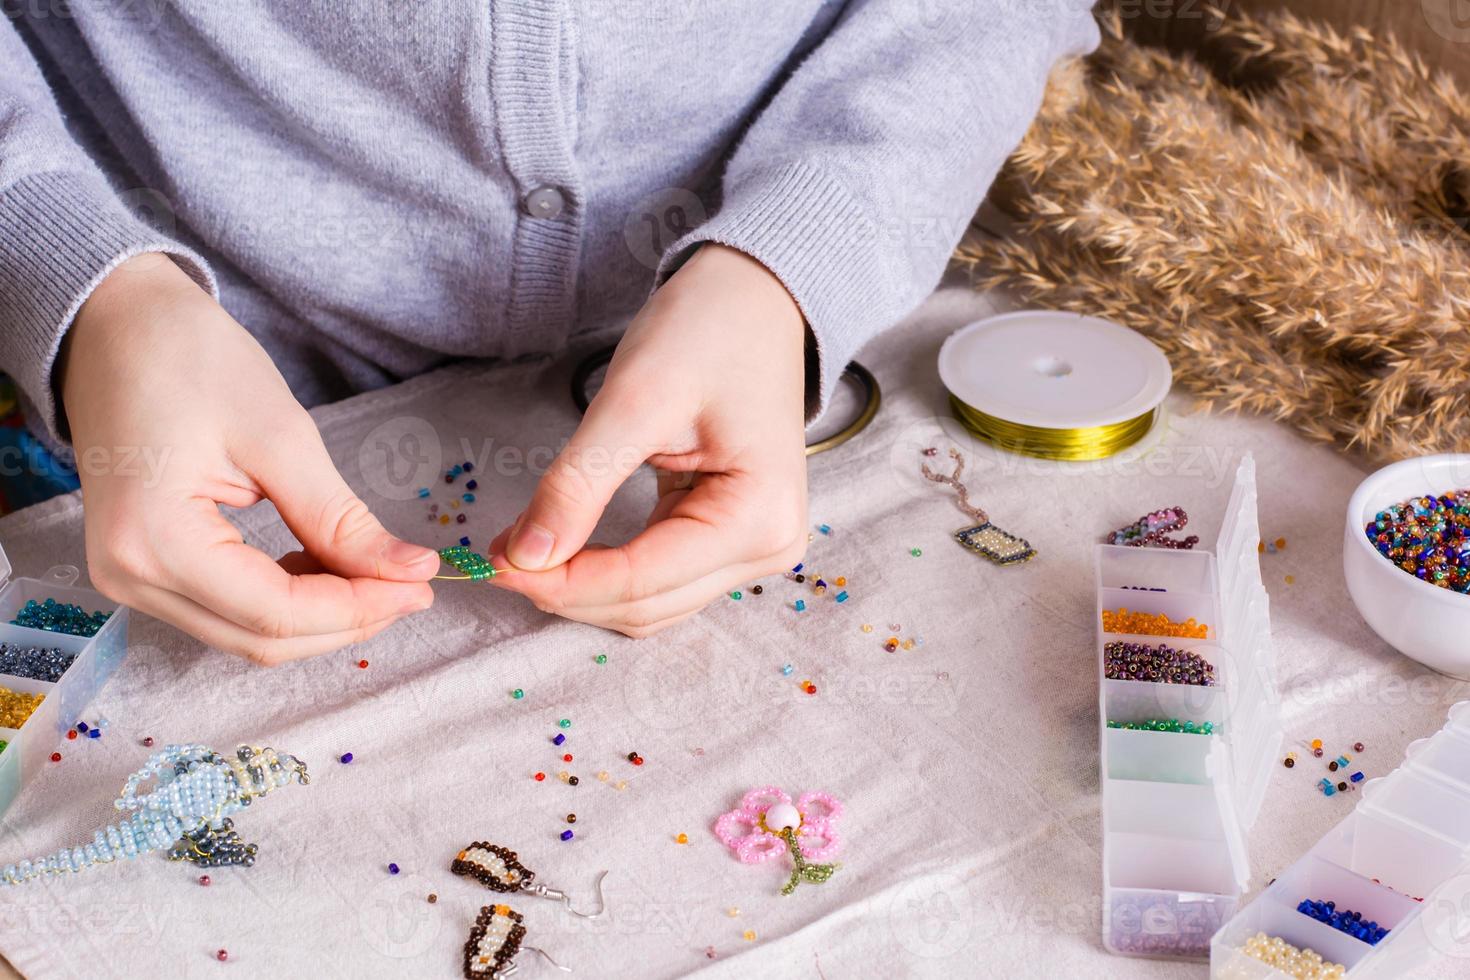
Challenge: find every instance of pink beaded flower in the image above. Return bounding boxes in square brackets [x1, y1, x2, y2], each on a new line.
[714, 787, 843, 894]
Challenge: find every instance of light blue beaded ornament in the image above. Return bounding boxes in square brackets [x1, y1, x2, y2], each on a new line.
[0, 743, 308, 886]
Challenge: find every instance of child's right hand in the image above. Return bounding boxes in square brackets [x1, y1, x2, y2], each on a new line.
[59, 253, 437, 664]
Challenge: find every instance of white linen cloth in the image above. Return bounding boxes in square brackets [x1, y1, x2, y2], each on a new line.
[0, 287, 1463, 979]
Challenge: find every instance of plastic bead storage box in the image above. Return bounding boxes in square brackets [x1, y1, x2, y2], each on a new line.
[1209, 701, 1470, 978]
[0, 547, 128, 818]
[1098, 455, 1283, 959]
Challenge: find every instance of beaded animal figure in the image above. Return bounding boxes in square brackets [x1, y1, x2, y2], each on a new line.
[0, 743, 308, 886]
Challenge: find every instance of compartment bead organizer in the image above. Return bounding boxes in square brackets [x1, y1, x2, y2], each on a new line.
[1236, 934, 1346, 980]
[1208, 699, 1470, 977]
[0, 743, 307, 885]
[0, 686, 44, 728]
[1097, 455, 1282, 960]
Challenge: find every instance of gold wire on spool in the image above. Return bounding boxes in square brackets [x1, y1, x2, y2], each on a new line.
[947, 394, 1157, 462]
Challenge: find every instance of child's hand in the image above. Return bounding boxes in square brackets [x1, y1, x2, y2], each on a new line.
[488, 244, 808, 636]
[60, 254, 438, 664]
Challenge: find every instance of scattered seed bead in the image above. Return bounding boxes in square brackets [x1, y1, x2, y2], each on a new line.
[793, 599, 806, 612]
[794, 574, 805, 583]
[553, 733, 566, 745]
[596, 771, 609, 782]
[901, 638, 914, 650]
[388, 863, 400, 875]
[357, 659, 369, 669]
[88, 728, 100, 739]
[595, 654, 607, 664]
[569, 776, 579, 786]
[726, 907, 740, 917]
[751, 585, 763, 595]
[1311, 739, 1323, 750]
[199, 875, 211, 886]
[559, 771, 571, 782]
[675, 833, 688, 844]
[803, 682, 817, 695]
[50, 752, 61, 763]
[566, 814, 576, 824]
[884, 639, 898, 653]
[339, 753, 354, 764]
[730, 591, 742, 600]
[563, 753, 573, 762]
[1350, 771, 1364, 783]
[781, 664, 794, 676]
[705, 947, 717, 959]
[466, 479, 478, 490]
[1353, 742, 1365, 753]
[1313, 748, 1324, 758]
[512, 688, 525, 699]
[628, 752, 643, 765]
[835, 576, 846, 586]
[428, 893, 438, 904]
[861, 624, 873, 633]
[418, 487, 430, 498]
[459, 536, 471, 546]
[456, 514, 466, 524]
[216, 949, 229, 962]
[1285, 575, 1295, 585]
[560, 830, 574, 842]
[66, 729, 77, 740]
[1328, 761, 1339, 772]
[614, 780, 627, 791]
[1284, 752, 1297, 768]
[143, 736, 154, 747]
[743, 930, 756, 942]
[534, 772, 546, 781]
[559, 719, 571, 729]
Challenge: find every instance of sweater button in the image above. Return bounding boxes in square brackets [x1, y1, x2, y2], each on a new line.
[524, 185, 565, 219]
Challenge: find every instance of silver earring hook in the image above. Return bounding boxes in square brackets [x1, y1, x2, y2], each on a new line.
[519, 869, 608, 919]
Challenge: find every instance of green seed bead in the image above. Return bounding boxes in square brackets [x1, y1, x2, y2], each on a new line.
[731, 591, 742, 600]
[595, 654, 607, 664]
[558, 719, 571, 729]
[511, 689, 524, 700]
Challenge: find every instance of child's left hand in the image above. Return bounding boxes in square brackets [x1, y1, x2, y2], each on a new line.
[487, 244, 808, 636]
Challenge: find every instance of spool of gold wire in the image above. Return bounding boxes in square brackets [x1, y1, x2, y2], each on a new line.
[938, 311, 1171, 462]
[948, 394, 1159, 462]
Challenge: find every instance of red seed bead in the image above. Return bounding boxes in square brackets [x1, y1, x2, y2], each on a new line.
[50, 752, 61, 762]
[143, 737, 155, 747]
[199, 875, 211, 886]
[66, 730, 77, 740]
[562, 754, 573, 762]
[534, 772, 546, 781]
[804, 684, 817, 695]
[357, 659, 369, 669]
[1353, 742, 1365, 753]
[216, 949, 228, 962]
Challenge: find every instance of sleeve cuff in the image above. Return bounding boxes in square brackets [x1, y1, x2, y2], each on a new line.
[654, 161, 904, 422]
[0, 171, 217, 443]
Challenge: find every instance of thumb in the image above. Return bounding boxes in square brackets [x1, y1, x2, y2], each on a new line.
[249, 426, 441, 582]
[508, 399, 651, 570]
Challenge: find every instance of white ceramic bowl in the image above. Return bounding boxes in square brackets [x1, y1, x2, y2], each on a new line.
[1344, 454, 1470, 678]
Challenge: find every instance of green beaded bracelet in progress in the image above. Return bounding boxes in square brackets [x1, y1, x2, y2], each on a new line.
[434, 546, 512, 582]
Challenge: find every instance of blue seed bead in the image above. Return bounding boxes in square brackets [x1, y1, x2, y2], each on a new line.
[553, 733, 566, 745]
[88, 729, 100, 739]
[835, 591, 849, 603]
[818, 524, 831, 535]
[459, 536, 471, 547]
[793, 600, 806, 612]
[417, 487, 430, 498]
[560, 830, 574, 841]
[462, 461, 474, 473]
[466, 479, 478, 491]
[388, 862, 400, 874]
[77, 722, 89, 734]
[1350, 771, 1364, 782]
[339, 753, 353, 764]
[781, 664, 793, 676]
[791, 563, 803, 573]
[463, 493, 475, 503]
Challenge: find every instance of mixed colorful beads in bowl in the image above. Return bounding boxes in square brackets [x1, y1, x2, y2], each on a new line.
[1344, 454, 1470, 678]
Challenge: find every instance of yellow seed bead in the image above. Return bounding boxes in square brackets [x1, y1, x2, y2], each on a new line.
[742, 930, 756, 942]
[861, 624, 873, 633]
[675, 833, 688, 844]
[596, 771, 609, 782]
[902, 639, 915, 650]
[725, 907, 740, 917]
[615, 780, 627, 791]
[835, 576, 846, 586]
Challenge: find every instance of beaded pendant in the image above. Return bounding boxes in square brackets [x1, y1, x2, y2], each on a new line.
[953, 522, 1036, 565]
[920, 448, 1037, 566]
[463, 904, 526, 979]
[452, 843, 534, 892]
[168, 818, 258, 868]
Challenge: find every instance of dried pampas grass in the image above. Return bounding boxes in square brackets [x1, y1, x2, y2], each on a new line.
[959, 5, 1470, 460]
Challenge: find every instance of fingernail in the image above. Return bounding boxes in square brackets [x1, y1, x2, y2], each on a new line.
[384, 539, 438, 568]
[508, 522, 555, 570]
